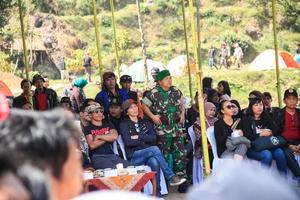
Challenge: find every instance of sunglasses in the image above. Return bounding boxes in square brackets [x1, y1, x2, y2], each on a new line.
[225, 105, 235, 109]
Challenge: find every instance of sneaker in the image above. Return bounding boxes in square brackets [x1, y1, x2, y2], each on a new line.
[177, 181, 189, 193]
[169, 175, 187, 186]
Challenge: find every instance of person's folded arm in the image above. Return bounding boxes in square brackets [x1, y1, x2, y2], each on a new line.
[120, 122, 142, 147]
[86, 134, 106, 150]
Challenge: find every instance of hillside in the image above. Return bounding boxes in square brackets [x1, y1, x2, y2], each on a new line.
[1, 0, 299, 76]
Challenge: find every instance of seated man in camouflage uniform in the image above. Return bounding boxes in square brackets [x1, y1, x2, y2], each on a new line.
[142, 70, 187, 183]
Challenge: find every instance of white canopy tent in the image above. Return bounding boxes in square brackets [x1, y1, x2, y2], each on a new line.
[126, 59, 165, 82]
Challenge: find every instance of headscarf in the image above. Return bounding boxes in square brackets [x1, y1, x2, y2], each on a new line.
[74, 77, 88, 89]
[204, 102, 217, 127]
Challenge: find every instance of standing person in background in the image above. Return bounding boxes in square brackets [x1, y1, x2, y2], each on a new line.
[58, 57, 67, 81]
[294, 43, 300, 64]
[95, 72, 128, 117]
[233, 43, 244, 69]
[150, 67, 160, 86]
[13, 79, 32, 108]
[72, 77, 88, 114]
[83, 53, 92, 82]
[43, 76, 50, 88]
[217, 80, 231, 101]
[220, 43, 229, 69]
[32, 74, 59, 111]
[62, 76, 75, 98]
[208, 46, 218, 70]
[120, 75, 143, 118]
[296, 43, 300, 54]
[142, 69, 188, 192]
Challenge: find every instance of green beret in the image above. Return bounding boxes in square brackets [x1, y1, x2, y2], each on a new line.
[156, 69, 171, 81]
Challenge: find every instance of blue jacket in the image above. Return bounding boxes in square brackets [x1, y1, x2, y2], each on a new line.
[95, 88, 128, 115]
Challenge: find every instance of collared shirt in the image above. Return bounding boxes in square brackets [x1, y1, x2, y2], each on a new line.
[283, 111, 300, 141]
[36, 93, 48, 110]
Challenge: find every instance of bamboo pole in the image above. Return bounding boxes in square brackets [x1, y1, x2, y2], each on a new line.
[195, 0, 211, 176]
[136, 0, 149, 85]
[271, 0, 282, 107]
[92, 0, 103, 79]
[181, 0, 193, 101]
[110, 0, 121, 78]
[188, 0, 198, 65]
[17, 0, 29, 79]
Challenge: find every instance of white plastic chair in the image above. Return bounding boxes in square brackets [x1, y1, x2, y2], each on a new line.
[187, 126, 204, 185]
[113, 135, 168, 195]
[206, 126, 226, 174]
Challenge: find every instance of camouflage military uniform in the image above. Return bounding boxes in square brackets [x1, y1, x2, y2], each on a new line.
[143, 85, 187, 175]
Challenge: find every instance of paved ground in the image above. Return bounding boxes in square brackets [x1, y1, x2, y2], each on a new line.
[164, 186, 187, 200]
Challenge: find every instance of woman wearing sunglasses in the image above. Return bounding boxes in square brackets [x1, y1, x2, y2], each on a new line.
[242, 94, 288, 174]
[214, 100, 249, 160]
[120, 99, 186, 196]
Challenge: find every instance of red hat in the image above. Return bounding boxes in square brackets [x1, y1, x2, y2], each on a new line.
[122, 99, 137, 112]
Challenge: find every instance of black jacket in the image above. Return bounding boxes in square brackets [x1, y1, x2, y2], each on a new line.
[214, 118, 242, 157]
[274, 107, 300, 145]
[120, 118, 157, 160]
[33, 88, 59, 110]
[242, 114, 279, 142]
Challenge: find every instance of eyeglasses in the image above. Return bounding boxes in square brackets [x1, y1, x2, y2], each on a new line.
[91, 109, 104, 114]
[225, 105, 235, 109]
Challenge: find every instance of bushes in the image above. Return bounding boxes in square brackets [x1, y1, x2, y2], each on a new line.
[0, 51, 11, 72]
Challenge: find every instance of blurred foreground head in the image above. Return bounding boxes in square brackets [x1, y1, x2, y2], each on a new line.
[0, 109, 83, 200]
[188, 160, 299, 200]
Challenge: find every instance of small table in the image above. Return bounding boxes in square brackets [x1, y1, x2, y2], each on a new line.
[84, 172, 157, 196]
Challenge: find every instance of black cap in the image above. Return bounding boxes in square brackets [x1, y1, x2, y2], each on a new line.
[120, 75, 132, 83]
[109, 98, 122, 107]
[284, 89, 298, 99]
[32, 74, 45, 84]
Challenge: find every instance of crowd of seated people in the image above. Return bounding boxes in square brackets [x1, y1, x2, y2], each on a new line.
[5, 70, 300, 199]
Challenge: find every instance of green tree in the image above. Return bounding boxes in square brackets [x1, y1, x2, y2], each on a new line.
[248, 0, 300, 31]
[0, 0, 14, 29]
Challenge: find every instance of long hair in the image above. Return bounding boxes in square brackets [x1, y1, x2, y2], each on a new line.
[218, 80, 231, 97]
[230, 99, 242, 119]
[218, 100, 230, 117]
[246, 97, 271, 122]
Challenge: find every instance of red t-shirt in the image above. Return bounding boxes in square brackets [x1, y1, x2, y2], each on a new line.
[282, 111, 300, 141]
[36, 93, 48, 111]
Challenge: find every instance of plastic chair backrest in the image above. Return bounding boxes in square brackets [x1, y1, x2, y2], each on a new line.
[206, 126, 219, 159]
